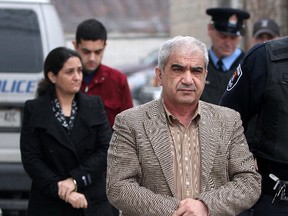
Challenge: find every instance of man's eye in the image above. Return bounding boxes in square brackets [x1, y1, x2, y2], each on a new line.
[192, 69, 204, 76]
[194, 69, 202, 73]
[172, 67, 183, 73]
[95, 50, 102, 55]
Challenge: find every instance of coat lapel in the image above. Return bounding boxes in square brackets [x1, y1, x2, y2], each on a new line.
[198, 101, 220, 192]
[69, 93, 110, 148]
[142, 100, 220, 195]
[28, 94, 76, 152]
[69, 95, 94, 145]
[27, 93, 100, 154]
[143, 100, 176, 197]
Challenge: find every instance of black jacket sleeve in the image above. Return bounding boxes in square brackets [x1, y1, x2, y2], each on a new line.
[220, 43, 268, 130]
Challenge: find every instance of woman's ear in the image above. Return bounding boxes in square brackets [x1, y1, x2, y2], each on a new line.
[47, 71, 56, 84]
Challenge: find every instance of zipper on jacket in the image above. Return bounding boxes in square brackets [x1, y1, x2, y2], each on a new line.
[85, 86, 89, 93]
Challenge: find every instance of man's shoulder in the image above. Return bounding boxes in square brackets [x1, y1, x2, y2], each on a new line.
[117, 100, 159, 119]
[200, 101, 240, 120]
[245, 43, 266, 60]
[240, 43, 267, 76]
[100, 64, 127, 77]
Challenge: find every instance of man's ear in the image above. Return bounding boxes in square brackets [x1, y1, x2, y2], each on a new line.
[72, 40, 77, 49]
[205, 69, 208, 79]
[155, 66, 163, 86]
[207, 23, 213, 37]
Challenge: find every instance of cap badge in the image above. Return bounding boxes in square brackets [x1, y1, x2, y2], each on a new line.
[261, 19, 269, 27]
[228, 14, 238, 26]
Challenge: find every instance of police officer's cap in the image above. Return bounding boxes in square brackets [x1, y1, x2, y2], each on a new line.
[206, 7, 250, 36]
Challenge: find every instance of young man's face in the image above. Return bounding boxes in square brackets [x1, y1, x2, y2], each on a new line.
[73, 39, 106, 73]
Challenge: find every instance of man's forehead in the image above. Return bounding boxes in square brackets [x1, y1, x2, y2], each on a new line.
[214, 28, 240, 38]
[167, 56, 205, 68]
[77, 41, 105, 51]
[170, 45, 203, 56]
[169, 48, 204, 59]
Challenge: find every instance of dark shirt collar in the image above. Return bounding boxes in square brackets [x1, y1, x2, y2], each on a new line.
[83, 70, 97, 85]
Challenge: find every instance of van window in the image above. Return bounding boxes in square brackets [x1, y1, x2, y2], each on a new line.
[0, 9, 43, 73]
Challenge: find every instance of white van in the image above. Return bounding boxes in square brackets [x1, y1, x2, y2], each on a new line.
[0, 0, 65, 214]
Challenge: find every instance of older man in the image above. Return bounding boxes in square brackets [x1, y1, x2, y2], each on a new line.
[106, 36, 261, 216]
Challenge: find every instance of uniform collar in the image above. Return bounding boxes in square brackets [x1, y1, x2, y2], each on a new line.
[209, 48, 242, 71]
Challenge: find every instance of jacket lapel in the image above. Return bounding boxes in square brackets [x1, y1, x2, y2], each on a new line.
[28, 92, 101, 154]
[28, 94, 76, 152]
[70, 93, 110, 148]
[143, 100, 176, 197]
[198, 101, 219, 192]
[142, 100, 220, 195]
[69, 95, 93, 145]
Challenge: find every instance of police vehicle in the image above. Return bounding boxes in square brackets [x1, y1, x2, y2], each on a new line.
[0, 0, 65, 214]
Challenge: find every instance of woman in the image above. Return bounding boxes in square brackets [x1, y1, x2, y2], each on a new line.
[20, 47, 114, 215]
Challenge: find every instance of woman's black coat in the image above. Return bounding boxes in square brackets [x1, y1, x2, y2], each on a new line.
[20, 92, 114, 216]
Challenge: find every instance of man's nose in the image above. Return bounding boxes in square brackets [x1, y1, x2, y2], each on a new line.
[89, 52, 96, 60]
[182, 70, 194, 84]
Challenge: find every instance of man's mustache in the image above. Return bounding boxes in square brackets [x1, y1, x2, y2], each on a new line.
[177, 84, 196, 91]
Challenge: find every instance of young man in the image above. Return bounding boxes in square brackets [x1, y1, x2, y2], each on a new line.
[201, 7, 250, 104]
[73, 19, 133, 128]
[106, 36, 261, 216]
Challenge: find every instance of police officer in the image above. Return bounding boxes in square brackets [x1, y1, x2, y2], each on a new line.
[245, 17, 281, 166]
[251, 18, 280, 46]
[201, 7, 250, 104]
[220, 36, 288, 216]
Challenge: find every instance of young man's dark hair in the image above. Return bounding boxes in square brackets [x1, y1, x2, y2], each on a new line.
[75, 19, 107, 44]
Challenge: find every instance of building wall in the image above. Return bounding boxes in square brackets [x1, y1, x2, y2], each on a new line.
[169, 0, 249, 50]
[170, 0, 287, 52]
[170, 0, 215, 46]
[244, 0, 288, 49]
[66, 34, 169, 68]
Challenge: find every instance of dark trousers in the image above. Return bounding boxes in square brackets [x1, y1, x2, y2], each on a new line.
[253, 194, 288, 216]
[238, 194, 288, 216]
[112, 206, 119, 216]
[238, 209, 254, 216]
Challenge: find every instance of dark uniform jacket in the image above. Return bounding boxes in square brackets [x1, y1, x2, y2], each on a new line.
[201, 51, 245, 104]
[220, 36, 288, 195]
[20, 92, 113, 216]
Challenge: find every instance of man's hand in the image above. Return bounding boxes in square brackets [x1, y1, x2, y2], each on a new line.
[68, 191, 88, 209]
[173, 198, 208, 216]
[58, 178, 76, 202]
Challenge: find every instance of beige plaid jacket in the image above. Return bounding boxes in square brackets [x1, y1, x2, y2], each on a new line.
[107, 99, 261, 216]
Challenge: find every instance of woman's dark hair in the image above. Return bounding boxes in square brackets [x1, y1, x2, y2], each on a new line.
[36, 47, 82, 97]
